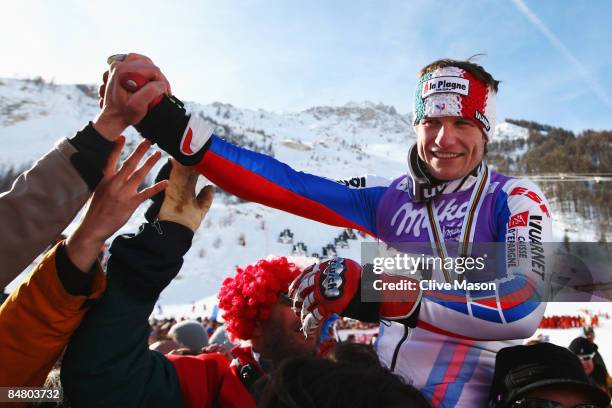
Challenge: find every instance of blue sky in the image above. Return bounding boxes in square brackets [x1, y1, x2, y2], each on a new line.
[2, 0, 611, 132]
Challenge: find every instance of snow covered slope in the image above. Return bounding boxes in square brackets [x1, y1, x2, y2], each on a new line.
[0, 78, 602, 304]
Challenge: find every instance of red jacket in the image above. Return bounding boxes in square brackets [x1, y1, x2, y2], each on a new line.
[167, 346, 260, 408]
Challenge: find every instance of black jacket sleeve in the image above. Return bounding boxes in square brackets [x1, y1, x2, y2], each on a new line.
[61, 221, 192, 408]
[68, 122, 115, 191]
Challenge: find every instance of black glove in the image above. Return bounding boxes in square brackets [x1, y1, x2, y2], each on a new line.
[134, 95, 213, 166]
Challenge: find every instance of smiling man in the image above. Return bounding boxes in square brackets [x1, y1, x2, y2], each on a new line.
[104, 55, 552, 407]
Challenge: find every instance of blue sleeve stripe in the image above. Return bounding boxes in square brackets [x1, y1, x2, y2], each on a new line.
[208, 136, 384, 234]
[471, 304, 504, 323]
[502, 296, 540, 322]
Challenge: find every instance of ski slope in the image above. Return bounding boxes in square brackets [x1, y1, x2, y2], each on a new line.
[2, 78, 609, 346]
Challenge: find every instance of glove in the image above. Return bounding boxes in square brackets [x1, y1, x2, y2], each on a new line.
[145, 158, 214, 232]
[100, 71, 214, 166]
[289, 258, 361, 336]
[289, 257, 421, 337]
[134, 95, 215, 166]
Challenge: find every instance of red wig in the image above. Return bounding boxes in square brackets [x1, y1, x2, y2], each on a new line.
[217, 257, 301, 341]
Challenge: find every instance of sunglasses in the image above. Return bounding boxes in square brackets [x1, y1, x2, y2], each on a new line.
[511, 397, 601, 408]
[577, 353, 596, 361]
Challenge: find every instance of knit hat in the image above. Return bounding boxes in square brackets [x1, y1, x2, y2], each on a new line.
[209, 325, 234, 352]
[569, 336, 598, 356]
[413, 65, 496, 139]
[168, 320, 209, 353]
[489, 343, 610, 407]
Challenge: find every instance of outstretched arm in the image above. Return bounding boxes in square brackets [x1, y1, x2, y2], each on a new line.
[0, 54, 171, 288]
[195, 135, 384, 236]
[61, 160, 215, 407]
[98, 54, 386, 236]
[0, 140, 164, 388]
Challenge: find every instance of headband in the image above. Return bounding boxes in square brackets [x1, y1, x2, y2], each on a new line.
[413, 66, 496, 138]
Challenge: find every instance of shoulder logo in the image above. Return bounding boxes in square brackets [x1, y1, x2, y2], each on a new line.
[510, 187, 551, 218]
[179, 117, 214, 156]
[509, 211, 529, 228]
[181, 128, 195, 155]
[337, 176, 367, 189]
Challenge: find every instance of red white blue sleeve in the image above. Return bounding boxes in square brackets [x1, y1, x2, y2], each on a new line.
[194, 135, 386, 237]
[418, 179, 551, 341]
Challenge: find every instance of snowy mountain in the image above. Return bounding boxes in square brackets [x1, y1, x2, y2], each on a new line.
[0, 78, 604, 305]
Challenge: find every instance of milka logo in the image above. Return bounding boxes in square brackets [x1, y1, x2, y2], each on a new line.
[443, 227, 462, 239]
[390, 199, 469, 237]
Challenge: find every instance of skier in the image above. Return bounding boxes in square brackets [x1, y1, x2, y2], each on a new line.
[102, 54, 552, 407]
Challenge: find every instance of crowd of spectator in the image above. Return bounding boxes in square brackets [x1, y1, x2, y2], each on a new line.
[539, 314, 605, 329]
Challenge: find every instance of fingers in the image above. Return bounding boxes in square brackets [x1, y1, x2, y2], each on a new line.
[104, 136, 125, 176]
[302, 308, 325, 337]
[113, 53, 172, 95]
[289, 263, 318, 299]
[117, 139, 152, 178]
[98, 84, 106, 108]
[101, 54, 172, 114]
[296, 270, 317, 301]
[124, 53, 154, 64]
[112, 60, 164, 85]
[166, 159, 194, 190]
[129, 80, 167, 107]
[99, 71, 108, 107]
[107, 54, 127, 64]
[196, 185, 215, 212]
[301, 292, 316, 321]
[122, 54, 172, 94]
[137, 179, 168, 202]
[289, 268, 317, 305]
[127, 150, 162, 188]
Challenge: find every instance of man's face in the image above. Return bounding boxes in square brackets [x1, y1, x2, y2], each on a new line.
[416, 116, 486, 181]
[580, 355, 595, 376]
[254, 298, 319, 364]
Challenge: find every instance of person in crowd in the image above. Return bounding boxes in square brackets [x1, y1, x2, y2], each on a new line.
[257, 343, 432, 408]
[569, 337, 610, 394]
[344, 334, 356, 344]
[167, 320, 209, 355]
[579, 325, 611, 393]
[0, 55, 169, 289]
[0, 66, 166, 391]
[106, 53, 551, 407]
[214, 256, 320, 405]
[60, 158, 328, 407]
[150, 339, 182, 355]
[207, 325, 236, 355]
[488, 342, 610, 408]
[61, 159, 217, 408]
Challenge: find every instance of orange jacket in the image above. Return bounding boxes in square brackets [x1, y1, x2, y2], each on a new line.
[0, 241, 105, 390]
